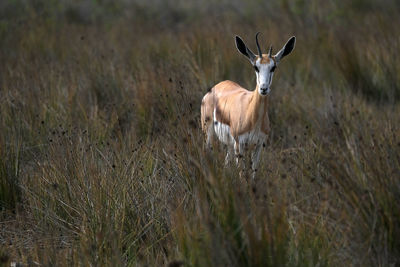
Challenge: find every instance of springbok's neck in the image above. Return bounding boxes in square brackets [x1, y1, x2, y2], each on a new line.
[249, 84, 269, 120]
[254, 84, 269, 102]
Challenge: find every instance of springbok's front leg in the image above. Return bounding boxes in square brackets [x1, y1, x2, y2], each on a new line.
[224, 145, 234, 166]
[251, 144, 262, 180]
[234, 141, 246, 178]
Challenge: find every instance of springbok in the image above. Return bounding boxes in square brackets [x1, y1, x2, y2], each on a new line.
[201, 33, 296, 179]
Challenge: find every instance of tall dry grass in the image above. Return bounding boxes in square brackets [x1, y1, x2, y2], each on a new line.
[0, 0, 400, 266]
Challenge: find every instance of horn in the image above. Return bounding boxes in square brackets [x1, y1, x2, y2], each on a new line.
[255, 32, 262, 57]
[268, 45, 273, 58]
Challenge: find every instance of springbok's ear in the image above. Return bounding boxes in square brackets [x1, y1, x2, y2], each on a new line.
[235, 36, 256, 63]
[274, 36, 296, 62]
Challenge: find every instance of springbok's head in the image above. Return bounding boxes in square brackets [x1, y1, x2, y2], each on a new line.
[235, 33, 296, 96]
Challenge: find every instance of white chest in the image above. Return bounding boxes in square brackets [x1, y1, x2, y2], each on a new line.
[238, 128, 267, 146]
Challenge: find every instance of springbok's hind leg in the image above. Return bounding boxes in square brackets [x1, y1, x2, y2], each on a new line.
[205, 123, 215, 151]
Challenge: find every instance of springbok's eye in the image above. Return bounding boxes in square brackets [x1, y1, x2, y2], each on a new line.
[254, 65, 259, 72]
[270, 66, 276, 72]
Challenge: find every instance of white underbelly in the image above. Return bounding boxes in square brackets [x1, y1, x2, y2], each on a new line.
[213, 115, 235, 145]
[213, 110, 267, 146]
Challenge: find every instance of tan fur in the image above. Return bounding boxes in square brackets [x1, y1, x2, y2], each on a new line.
[259, 54, 277, 65]
[201, 80, 270, 142]
[258, 54, 271, 64]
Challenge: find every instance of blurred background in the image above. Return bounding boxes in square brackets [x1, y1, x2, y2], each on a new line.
[0, 0, 400, 266]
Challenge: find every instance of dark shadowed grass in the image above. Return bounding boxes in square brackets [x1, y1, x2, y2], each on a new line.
[0, 0, 400, 266]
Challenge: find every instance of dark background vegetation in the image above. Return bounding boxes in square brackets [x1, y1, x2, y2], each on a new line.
[1, 0, 400, 265]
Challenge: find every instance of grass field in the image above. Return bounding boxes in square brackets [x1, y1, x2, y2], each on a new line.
[1, 0, 400, 266]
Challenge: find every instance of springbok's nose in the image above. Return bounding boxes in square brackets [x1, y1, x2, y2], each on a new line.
[260, 85, 269, 95]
